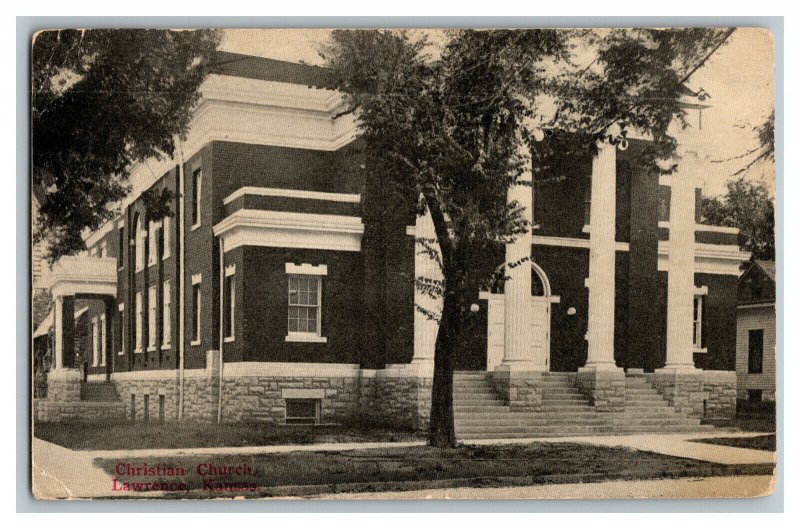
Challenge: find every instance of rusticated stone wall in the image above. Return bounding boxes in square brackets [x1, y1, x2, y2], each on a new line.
[649, 370, 736, 419]
[575, 368, 626, 412]
[489, 370, 543, 411]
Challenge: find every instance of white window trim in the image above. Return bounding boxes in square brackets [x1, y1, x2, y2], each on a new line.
[191, 281, 202, 346]
[693, 288, 707, 353]
[91, 316, 99, 367]
[148, 221, 160, 267]
[285, 263, 328, 276]
[224, 272, 236, 341]
[147, 285, 157, 352]
[134, 291, 143, 353]
[118, 303, 125, 355]
[192, 273, 203, 285]
[286, 270, 326, 343]
[192, 169, 202, 230]
[100, 313, 107, 367]
[162, 216, 171, 260]
[161, 280, 171, 349]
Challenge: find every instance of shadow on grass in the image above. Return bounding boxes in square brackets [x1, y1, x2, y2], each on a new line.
[691, 435, 776, 452]
[34, 418, 424, 451]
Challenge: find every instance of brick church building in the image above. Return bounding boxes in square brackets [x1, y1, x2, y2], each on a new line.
[36, 52, 749, 436]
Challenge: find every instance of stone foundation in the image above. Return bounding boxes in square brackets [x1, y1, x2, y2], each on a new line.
[46, 369, 82, 402]
[489, 370, 543, 411]
[575, 367, 626, 412]
[649, 370, 737, 419]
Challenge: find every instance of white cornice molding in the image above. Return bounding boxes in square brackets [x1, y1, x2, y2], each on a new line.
[46, 256, 118, 297]
[224, 186, 361, 206]
[657, 241, 750, 276]
[214, 209, 364, 252]
[658, 221, 740, 235]
[532, 235, 630, 252]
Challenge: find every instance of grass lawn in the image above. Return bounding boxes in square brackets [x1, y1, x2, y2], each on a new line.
[34, 420, 423, 451]
[92, 442, 775, 498]
[703, 401, 776, 433]
[692, 435, 776, 452]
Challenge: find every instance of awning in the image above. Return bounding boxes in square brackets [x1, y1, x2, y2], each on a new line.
[32, 306, 90, 339]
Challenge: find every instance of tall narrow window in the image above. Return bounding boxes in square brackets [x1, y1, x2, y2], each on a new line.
[192, 280, 202, 344]
[91, 317, 99, 366]
[135, 216, 146, 272]
[748, 329, 764, 374]
[148, 285, 157, 351]
[148, 221, 159, 266]
[288, 276, 321, 336]
[224, 271, 235, 340]
[192, 168, 202, 227]
[135, 291, 143, 352]
[162, 216, 171, 259]
[100, 313, 107, 367]
[692, 295, 704, 350]
[162, 280, 171, 348]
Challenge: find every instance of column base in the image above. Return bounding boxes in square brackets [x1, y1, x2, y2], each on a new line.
[494, 361, 547, 373]
[489, 369, 543, 411]
[651, 368, 706, 418]
[576, 364, 625, 412]
[46, 368, 82, 403]
[656, 364, 699, 375]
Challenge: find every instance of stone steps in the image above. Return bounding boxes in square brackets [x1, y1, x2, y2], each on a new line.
[450, 371, 713, 440]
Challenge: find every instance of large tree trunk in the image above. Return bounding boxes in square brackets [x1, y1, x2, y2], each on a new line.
[428, 287, 460, 448]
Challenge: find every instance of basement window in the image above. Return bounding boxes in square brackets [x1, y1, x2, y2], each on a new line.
[285, 399, 320, 425]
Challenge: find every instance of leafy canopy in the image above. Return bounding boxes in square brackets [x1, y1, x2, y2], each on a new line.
[32, 29, 221, 262]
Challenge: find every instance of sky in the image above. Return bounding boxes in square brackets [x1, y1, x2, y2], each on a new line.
[220, 28, 775, 198]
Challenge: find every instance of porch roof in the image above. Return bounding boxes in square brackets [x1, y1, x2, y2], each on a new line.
[44, 256, 117, 297]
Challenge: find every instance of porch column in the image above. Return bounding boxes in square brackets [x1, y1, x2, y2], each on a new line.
[663, 168, 698, 371]
[499, 141, 540, 371]
[104, 297, 115, 380]
[411, 209, 440, 369]
[53, 295, 75, 370]
[583, 142, 620, 371]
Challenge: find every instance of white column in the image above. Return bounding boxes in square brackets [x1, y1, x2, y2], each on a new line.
[53, 295, 63, 370]
[411, 210, 441, 369]
[663, 167, 698, 372]
[499, 142, 540, 371]
[583, 142, 620, 371]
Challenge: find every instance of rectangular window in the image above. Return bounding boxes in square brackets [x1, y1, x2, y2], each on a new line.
[583, 178, 592, 226]
[288, 275, 321, 336]
[100, 313, 107, 367]
[748, 329, 764, 374]
[748, 389, 763, 403]
[148, 285, 157, 351]
[224, 273, 235, 340]
[162, 216, 171, 259]
[91, 317, 99, 367]
[692, 295, 704, 350]
[148, 221, 159, 266]
[192, 283, 201, 343]
[192, 168, 202, 227]
[162, 280, 171, 348]
[135, 291, 143, 352]
[285, 399, 319, 425]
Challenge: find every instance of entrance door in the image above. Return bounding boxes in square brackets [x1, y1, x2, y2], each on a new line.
[481, 294, 554, 371]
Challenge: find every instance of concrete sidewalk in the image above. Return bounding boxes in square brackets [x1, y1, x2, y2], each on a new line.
[31, 430, 775, 500]
[312, 475, 776, 500]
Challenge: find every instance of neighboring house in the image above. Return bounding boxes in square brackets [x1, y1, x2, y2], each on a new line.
[36, 52, 750, 429]
[736, 260, 776, 402]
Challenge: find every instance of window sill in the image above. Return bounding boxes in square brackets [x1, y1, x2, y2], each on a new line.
[191, 223, 201, 231]
[693, 347, 708, 354]
[285, 334, 327, 343]
[190, 339, 201, 347]
[148, 260, 158, 268]
[161, 344, 171, 351]
[582, 224, 591, 234]
[147, 347, 157, 352]
[162, 254, 171, 261]
[224, 336, 235, 343]
[117, 351, 124, 356]
[134, 349, 143, 354]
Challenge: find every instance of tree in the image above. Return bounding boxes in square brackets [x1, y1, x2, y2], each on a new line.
[324, 28, 733, 448]
[711, 110, 775, 177]
[32, 29, 221, 262]
[702, 176, 775, 261]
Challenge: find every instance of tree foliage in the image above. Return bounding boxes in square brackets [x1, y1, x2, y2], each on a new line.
[32, 29, 221, 262]
[325, 28, 733, 447]
[702, 176, 775, 261]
